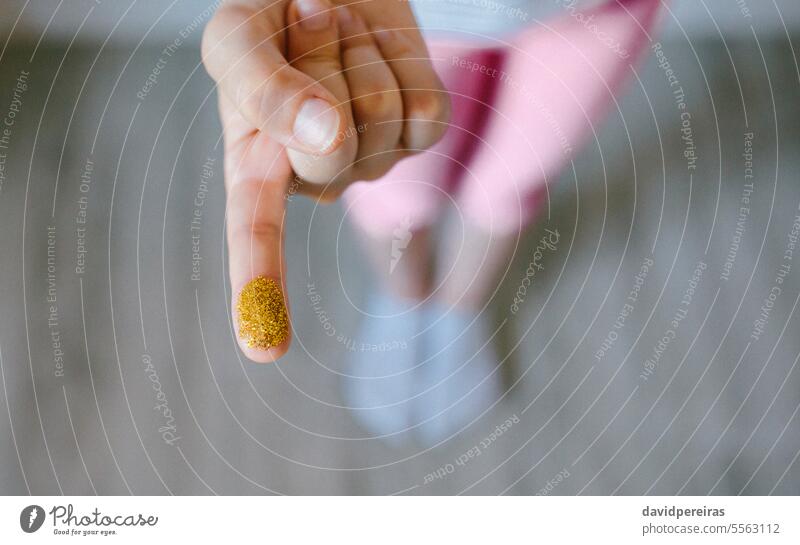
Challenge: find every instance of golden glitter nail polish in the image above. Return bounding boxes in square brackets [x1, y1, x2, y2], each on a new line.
[237, 276, 289, 349]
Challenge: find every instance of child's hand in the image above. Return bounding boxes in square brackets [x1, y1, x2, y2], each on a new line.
[201, 0, 449, 362]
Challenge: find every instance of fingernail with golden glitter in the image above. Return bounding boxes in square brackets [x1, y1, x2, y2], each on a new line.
[237, 276, 289, 349]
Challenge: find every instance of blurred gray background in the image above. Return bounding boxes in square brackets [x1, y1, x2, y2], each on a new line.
[1, 0, 799, 495]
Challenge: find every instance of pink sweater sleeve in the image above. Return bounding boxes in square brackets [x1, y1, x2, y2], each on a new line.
[458, 0, 664, 234]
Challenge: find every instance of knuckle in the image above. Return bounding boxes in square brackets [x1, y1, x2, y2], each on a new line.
[262, 68, 294, 102]
[201, 5, 252, 72]
[407, 90, 450, 124]
[353, 88, 401, 121]
[252, 69, 292, 120]
[242, 220, 282, 242]
[200, 14, 227, 72]
[382, 34, 415, 58]
[292, 49, 340, 68]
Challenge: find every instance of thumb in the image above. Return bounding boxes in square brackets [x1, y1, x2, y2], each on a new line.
[285, 0, 359, 189]
[202, 1, 347, 155]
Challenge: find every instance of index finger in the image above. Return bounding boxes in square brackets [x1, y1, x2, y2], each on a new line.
[220, 95, 293, 363]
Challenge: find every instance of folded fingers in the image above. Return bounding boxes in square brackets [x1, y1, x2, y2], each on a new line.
[338, 6, 405, 180]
